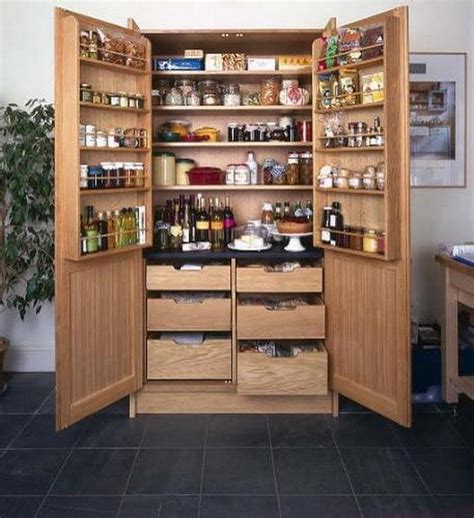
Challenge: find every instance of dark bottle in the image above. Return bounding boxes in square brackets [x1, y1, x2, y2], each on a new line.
[80, 214, 88, 255]
[320, 206, 332, 244]
[97, 211, 108, 251]
[211, 196, 225, 250]
[189, 195, 197, 243]
[223, 196, 235, 245]
[196, 197, 209, 242]
[283, 201, 291, 219]
[182, 200, 190, 244]
[329, 201, 344, 247]
[274, 202, 282, 222]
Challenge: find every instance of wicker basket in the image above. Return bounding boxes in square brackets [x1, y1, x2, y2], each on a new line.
[0, 337, 9, 395]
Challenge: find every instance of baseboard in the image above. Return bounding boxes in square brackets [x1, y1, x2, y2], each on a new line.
[4, 346, 55, 372]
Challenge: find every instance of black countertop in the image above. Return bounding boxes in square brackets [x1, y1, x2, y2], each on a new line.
[144, 245, 324, 262]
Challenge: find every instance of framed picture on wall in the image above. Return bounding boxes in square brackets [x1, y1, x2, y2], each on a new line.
[409, 52, 466, 188]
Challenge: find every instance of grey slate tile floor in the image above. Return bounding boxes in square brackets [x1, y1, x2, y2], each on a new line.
[0, 373, 474, 517]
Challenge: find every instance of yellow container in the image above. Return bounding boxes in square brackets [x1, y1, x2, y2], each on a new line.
[176, 158, 195, 185]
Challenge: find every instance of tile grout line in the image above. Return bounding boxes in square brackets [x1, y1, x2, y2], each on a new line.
[115, 412, 151, 518]
[33, 415, 86, 518]
[267, 415, 282, 518]
[197, 414, 210, 518]
[387, 420, 434, 497]
[325, 414, 364, 518]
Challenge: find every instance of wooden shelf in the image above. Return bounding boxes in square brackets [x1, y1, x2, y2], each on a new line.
[315, 101, 384, 114]
[315, 56, 384, 76]
[153, 185, 313, 191]
[153, 105, 312, 114]
[80, 187, 150, 195]
[314, 188, 384, 196]
[315, 242, 387, 260]
[316, 146, 384, 153]
[153, 142, 312, 148]
[152, 69, 312, 81]
[78, 243, 150, 261]
[80, 147, 150, 153]
[80, 102, 149, 114]
[80, 57, 149, 75]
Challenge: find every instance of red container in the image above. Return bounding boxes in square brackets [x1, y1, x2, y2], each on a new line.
[187, 167, 223, 185]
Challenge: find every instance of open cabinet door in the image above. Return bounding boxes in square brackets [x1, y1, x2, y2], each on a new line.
[313, 7, 411, 426]
[55, 8, 152, 429]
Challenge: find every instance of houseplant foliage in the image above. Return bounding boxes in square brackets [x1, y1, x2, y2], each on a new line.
[0, 99, 54, 320]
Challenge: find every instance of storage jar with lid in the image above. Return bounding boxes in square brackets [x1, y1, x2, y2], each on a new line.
[134, 162, 145, 187]
[223, 84, 241, 106]
[260, 77, 280, 105]
[261, 202, 274, 225]
[153, 151, 176, 186]
[226, 164, 236, 185]
[80, 83, 93, 103]
[299, 152, 313, 185]
[165, 87, 184, 106]
[349, 226, 364, 251]
[110, 92, 120, 106]
[176, 158, 196, 185]
[119, 92, 129, 108]
[199, 80, 222, 105]
[363, 229, 378, 253]
[234, 164, 250, 185]
[286, 152, 300, 185]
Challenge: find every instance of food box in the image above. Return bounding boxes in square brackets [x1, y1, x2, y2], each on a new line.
[153, 56, 204, 71]
[247, 56, 276, 71]
[361, 71, 384, 103]
[184, 49, 204, 58]
[278, 55, 312, 70]
[222, 53, 246, 71]
[205, 53, 223, 71]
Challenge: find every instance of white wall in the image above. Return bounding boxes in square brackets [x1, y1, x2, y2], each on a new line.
[0, 0, 472, 370]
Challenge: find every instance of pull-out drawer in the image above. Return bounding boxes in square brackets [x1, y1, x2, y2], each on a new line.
[147, 336, 231, 380]
[147, 265, 230, 291]
[238, 343, 328, 395]
[237, 302, 325, 339]
[147, 298, 231, 331]
[237, 266, 322, 293]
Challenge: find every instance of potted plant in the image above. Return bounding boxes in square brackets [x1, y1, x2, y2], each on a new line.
[0, 100, 54, 394]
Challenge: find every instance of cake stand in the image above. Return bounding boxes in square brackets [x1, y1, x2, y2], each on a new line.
[272, 232, 313, 252]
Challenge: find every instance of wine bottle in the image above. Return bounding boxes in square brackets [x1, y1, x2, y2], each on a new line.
[223, 196, 235, 245]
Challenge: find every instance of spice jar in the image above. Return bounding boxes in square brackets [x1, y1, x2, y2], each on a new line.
[348, 171, 362, 189]
[227, 123, 240, 142]
[80, 164, 88, 189]
[80, 83, 93, 103]
[341, 226, 351, 248]
[223, 84, 241, 106]
[176, 158, 195, 185]
[136, 94, 145, 109]
[96, 131, 107, 148]
[335, 168, 350, 189]
[363, 165, 376, 190]
[234, 164, 250, 185]
[110, 92, 120, 107]
[108, 129, 120, 148]
[286, 152, 300, 185]
[153, 151, 176, 186]
[377, 231, 385, 254]
[134, 162, 145, 187]
[299, 152, 313, 185]
[349, 226, 363, 251]
[123, 162, 136, 188]
[119, 92, 129, 108]
[260, 78, 280, 105]
[270, 126, 286, 142]
[92, 91, 102, 104]
[128, 94, 137, 109]
[363, 229, 378, 253]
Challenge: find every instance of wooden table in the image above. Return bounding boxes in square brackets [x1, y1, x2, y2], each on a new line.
[436, 254, 474, 402]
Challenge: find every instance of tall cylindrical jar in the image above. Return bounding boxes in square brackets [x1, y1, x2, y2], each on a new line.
[175, 158, 195, 185]
[153, 151, 176, 186]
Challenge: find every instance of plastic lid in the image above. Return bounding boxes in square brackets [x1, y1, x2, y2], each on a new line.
[176, 158, 195, 164]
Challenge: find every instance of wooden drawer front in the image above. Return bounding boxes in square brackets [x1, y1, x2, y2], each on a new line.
[238, 346, 328, 395]
[237, 304, 325, 339]
[147, 298, 231, 331]
[147, 338, 231, 380]
[237, 267, 322, 293]
[147, 265, 230, 291]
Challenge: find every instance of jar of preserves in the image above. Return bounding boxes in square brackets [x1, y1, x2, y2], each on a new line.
[260, 77, 280, 105]
[286, 152, 300, 185]
[153, 151, 176, 186]
[123, 162, 136, 188]
[363, 229, 378, 253]
[270, 126, 286, 142]
[223, 84, 241, 106]
[349, 226, 363, 251]
[115, 162, 125, 188]
[100, 162, 113, 189]
[134, 162, 145, 187]
[80, 83, 93, 103]
[234, 164, 250, 185]
[176, 158, 195, 185]
[227, 123, 239, 142]
[299, 152, 313, 185]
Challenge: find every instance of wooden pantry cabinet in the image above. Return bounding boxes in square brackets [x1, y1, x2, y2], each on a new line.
[54, 6, 411, 430]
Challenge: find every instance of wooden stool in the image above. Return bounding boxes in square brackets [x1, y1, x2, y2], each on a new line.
[0, 337, 9, 395]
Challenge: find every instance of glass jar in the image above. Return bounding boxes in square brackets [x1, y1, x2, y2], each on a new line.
[123, 162, 136, 188]
[348, 172, 362, 189]
[270, 126, 286, 142]
[134, 162, 145, 187]
[107, 129, 120, 148]
[79, 124, 86, 146]
[341, 226, 351, 248]
[223, 84, 241, 106]
[175, 158, 195, 185]
[225, 164, 236, 185]
[80, 83, 93, 103]
[260, 77, 280, 105]
[128, 94, 137, 109]
[115, 162, 125, 188]
[184, 88, 201, 106]
[261, 202, 274, 225]
[80, 164, 88, 189]
[153, 151, 176, 186]
[85, 130, 96, 147]
[377, 231, 385, 254]
[96, 131, 107, 148]
[286, 152, 300, 185]
[363, 229, 378, 253]
[227, 123, 239, 142]
[119, 92, 129, 108]
[136, 94, 145, 109]
[175, 79, 194, 97]
[299, 152, 313, 185]
[234, 164, 250, 185]
[199, 80, 222, 106]
[101, 92, 110, 105]
[110, 92, 120, 107]
[100, 162, 112, 189]
[92, 91, 102, 104]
